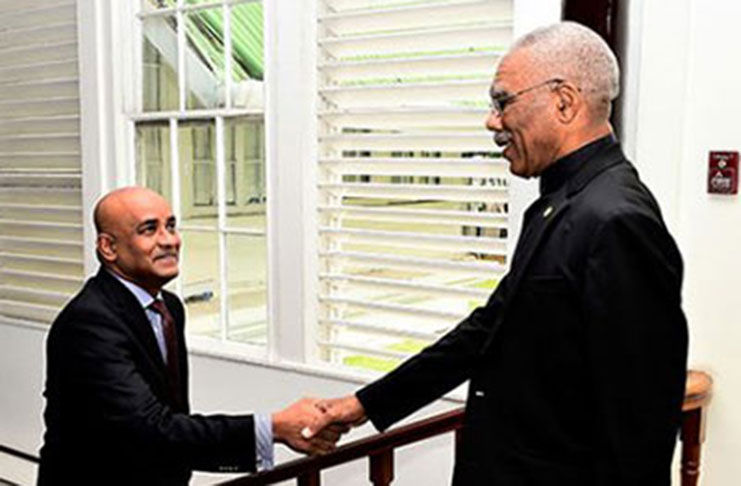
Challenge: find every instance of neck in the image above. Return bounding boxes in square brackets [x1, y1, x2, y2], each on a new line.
[554, 121, 613, 161]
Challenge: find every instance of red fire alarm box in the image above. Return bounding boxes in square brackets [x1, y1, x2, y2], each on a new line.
[708, 151, 738, 194]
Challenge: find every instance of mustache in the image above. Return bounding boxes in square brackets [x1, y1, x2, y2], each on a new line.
[493, 130, 512, 147]
[153, 251, 179, 261]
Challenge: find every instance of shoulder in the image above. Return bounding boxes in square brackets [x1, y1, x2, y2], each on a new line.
[49, 275, 125, 341]
[572, 160, 664, 229]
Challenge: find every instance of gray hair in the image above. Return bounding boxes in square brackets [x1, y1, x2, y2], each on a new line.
[510, 21, 620, 119]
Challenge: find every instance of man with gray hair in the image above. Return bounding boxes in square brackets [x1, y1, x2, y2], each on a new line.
[311, 22, 688, 485]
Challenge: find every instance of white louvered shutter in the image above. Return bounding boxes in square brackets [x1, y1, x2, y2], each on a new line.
[316, 0, 514, 373]
[0, 1, 84, 324]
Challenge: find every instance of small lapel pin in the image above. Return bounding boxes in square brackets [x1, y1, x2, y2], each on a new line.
[543, 206, 553, 218]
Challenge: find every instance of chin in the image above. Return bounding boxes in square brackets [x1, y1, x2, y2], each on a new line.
[508, 163, 528, 178]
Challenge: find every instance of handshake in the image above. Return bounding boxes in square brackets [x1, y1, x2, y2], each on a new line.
[271, 394, 367, 455]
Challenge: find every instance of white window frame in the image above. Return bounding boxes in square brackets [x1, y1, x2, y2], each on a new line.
[77, 0, 561, 383]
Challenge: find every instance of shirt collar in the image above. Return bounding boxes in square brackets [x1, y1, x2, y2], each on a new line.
[108, 270, 162, 309]
[539, 134, 617, 196]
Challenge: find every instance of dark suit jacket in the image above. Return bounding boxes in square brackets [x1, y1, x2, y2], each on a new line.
[357, 138, 689, 485]
[38, 269, 256, 486]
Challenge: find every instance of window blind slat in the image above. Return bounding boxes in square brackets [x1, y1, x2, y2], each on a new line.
[319, 133, 498, 152]
[320, 1, 512, 36]
[320, 226, 506, 253]
[319, 182, 506, 202]
[0, 79, 79, 101]
[320, 250, 506, 275]
[0, 42, 78, 67]
[0, 97, 79, 118]
[320, 318, 441, 341]
[0, 115, 80, 137]
[0, 300, 58, 324]
[321, 52, 501, 83]
[319, 23, 511, 59]
[0, 2, 76, 28]
[0, 22, 77, 50]
[319, 205, 507, 228]
[0, 236, 83, 260]
[320, 156, 507, 177]
[321, 273, 491, 298]
[0, 59, 78, 84]
[0, 134, 80, 153]
[319, 108, 492, 129]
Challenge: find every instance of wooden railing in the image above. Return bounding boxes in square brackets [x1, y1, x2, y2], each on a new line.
[218, 370, 713, 486]
[0, 372, 713, 485]
[217, 408, 464, 486]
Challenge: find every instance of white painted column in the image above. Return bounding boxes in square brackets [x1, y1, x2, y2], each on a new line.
[265, 0, 319, 364]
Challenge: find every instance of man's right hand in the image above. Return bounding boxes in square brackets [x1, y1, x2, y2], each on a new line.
[303, 394, 367, 439]
[272, 398, 348, 455]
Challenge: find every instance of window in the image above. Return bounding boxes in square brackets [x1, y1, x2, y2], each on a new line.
[315, 0, 514, 373]
[132, 0, 268, 348]
[117, 0, 549, 376]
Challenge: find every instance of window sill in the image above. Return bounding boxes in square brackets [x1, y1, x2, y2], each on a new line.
[187, 335, 468, 403]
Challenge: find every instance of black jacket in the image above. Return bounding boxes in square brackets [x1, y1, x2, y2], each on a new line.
[38, 269, 256, 486]
[357, 137, 689, 485]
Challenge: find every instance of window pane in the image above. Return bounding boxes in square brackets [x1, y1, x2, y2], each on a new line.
[180, 230, 221, 338]
[185, 8, 224, 110]
[142, 16, 179, 112]
[178, 120, 217, 228]
[226, 233, 267, 345]
[135, 122, 172, 201]
[231, 2, 264, 109]
[224, 117, 266, 229]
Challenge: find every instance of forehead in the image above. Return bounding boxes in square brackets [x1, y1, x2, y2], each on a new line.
[491, 50, 531, 94]
[117, 192, 173, 228]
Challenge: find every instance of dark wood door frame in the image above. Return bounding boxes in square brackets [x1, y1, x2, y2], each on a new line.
[562, 0, 626, 135]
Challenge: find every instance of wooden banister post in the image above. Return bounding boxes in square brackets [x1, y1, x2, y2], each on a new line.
[680, 370, 713, 486]
[369, 449, 394, 486]
[297, 469, 320, 486]
[680, 408, 703, 486]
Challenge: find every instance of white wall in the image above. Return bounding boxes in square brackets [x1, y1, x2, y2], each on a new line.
[0, 324, 46, 486]
[629, 1, 741, 484]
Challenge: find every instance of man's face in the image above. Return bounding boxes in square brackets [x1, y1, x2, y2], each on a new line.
[102, 191, 181, 293]
[485, 51, 562, 178]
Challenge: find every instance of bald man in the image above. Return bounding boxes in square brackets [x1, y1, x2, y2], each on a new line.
[38, 187, 339, 486]
[315, 22, 688, 485]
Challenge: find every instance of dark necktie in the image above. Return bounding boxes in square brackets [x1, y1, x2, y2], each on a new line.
[149, 299, 182, 407]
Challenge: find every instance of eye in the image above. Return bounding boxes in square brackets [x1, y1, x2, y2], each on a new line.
[139, 223, 157, 235]
[166, 220, 177, 233]
[496, 95, 514, 111]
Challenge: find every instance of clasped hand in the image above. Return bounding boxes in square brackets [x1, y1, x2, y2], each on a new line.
[272, 395, 367, 455]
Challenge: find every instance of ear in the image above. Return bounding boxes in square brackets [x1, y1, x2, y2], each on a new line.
[554, 82, 581, 124]
[97, 233, 117, 263]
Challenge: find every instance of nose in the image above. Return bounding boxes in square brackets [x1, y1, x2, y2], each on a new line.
[485, 110, 502, 132]
[158, 226, 180, 249]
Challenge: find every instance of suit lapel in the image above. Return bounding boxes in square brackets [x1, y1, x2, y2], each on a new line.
[95, 270, 170, 385]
